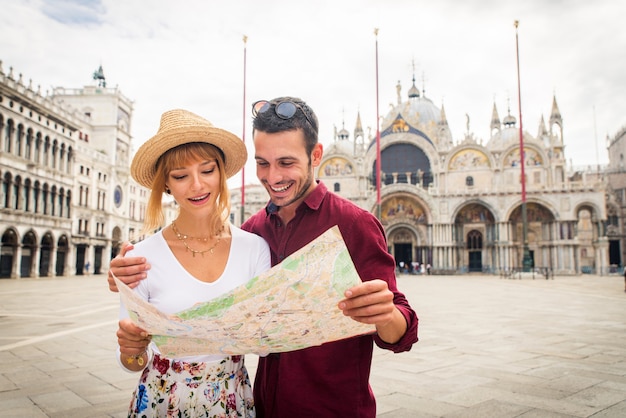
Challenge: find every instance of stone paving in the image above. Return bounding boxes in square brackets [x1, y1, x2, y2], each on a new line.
[0, 273, 624, 417]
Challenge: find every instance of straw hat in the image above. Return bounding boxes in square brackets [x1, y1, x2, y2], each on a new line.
[131, 109, 247, 188]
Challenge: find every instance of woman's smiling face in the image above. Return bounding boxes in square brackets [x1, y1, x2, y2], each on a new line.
[167, 158, 221, 214]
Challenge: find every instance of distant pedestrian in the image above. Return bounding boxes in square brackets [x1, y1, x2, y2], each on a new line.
[623, 268, 626, 293]
[84, 261, 90, 276]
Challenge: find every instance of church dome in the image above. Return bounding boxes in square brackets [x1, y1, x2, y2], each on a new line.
[407, 95, 441, 125]
[381, 81, 441, 133]
[326, 136, 354, 156]
[502, 114, 517, 126]
[487, 107, 527, 149]
[499, 126, 520, 143]
[486, 124, 534, 151]
[337, 127, 350, 140]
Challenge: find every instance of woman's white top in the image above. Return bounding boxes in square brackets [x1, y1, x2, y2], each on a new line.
[117, 225, 271, 370]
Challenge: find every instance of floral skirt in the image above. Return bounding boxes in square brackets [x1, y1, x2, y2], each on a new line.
[128, 353, 255, 418]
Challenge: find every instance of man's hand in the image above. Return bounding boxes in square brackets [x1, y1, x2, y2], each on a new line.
[107, 242, 150, 292]
[338, 279, 407, 344]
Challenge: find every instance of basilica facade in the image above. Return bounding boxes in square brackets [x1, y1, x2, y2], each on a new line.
[0, 58, 618, 278]
[309, 80, 608, 275]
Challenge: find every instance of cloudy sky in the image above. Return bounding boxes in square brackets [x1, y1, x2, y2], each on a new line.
[2, 0, 624, 187]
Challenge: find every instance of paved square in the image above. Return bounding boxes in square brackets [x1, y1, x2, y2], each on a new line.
[0, 273, 624, 417]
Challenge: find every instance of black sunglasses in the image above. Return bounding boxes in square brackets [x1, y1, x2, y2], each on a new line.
[252, 100, 316, 131]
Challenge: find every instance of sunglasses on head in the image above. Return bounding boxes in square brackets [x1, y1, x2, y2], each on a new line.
[252, 99, 316, 131]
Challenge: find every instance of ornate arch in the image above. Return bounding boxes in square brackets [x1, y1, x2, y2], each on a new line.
[503, 146, 545, 168]
[448, 148, 491, 171]
[318, 157, 354, 177]
[381, 194, 428, 225]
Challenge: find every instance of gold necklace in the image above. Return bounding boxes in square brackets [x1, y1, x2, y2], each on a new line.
[171, 222, 222, 257]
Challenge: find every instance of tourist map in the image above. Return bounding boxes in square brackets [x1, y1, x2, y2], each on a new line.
[114, 226, 375, 357]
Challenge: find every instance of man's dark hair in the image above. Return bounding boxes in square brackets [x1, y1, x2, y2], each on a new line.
[252, 96, 319, 156]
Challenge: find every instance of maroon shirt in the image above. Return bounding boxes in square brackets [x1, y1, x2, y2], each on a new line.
[242, 181, 419, 418]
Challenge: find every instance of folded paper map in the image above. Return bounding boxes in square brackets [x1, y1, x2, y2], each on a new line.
[114, 226, 375, 357]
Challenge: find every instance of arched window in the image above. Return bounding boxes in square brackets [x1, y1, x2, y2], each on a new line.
[466, 176, 474, 187]
[35, 133, 42, 163]
[52, 140, 58, 169]
[4, 119, 14, 153]
[59, 144, 66, 171]
[334, 182, 340, 192]
[42, 183, 49, 215]
[16, 124, 24, 157]
[467, 230, 483, 249]
[25, 129, 33, 160]
[43, 136, 50, 167]
[24, 179, 32, 212]
[33, 181, 40, 213]
[66, 146, 73, 174]
[58, 188, 64, 218]
[13, 176, 21, 210]
[51, 185, 57, 216]
[2, 172, 11, 209]
[66, 190, 71, 218]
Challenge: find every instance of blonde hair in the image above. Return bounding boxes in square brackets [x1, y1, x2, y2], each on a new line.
[142, 142, 231, 235]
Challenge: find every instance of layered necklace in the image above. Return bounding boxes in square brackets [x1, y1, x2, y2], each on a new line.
[171, 221, 222, 257]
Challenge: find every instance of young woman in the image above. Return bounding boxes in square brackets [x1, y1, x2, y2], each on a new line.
[116, 109, 270, 417]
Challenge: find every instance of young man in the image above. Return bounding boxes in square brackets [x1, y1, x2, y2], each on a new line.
[108, 97, 418, 417]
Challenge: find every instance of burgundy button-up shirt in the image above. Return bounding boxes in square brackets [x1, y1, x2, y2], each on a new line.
[243, 181, 419, 418]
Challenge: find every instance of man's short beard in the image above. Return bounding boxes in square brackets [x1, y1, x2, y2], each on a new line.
[272, 163, 313, 208]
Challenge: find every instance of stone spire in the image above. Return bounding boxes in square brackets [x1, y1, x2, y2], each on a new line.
[549, 94, 563, 141]
[549, 95, 562, 128]
[538, 115, 548, 137]
[439, 102, 448, 126]
[491, 102, 501, 132]
[354, 110, 364, 140]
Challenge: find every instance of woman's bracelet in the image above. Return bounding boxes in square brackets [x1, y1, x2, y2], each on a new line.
[125, 346, 152, 367]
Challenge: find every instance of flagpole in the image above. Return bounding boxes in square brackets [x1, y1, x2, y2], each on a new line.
[240, 35, 247, 226]
[515, 20, 532, 271]
[374, 28, 382, 221]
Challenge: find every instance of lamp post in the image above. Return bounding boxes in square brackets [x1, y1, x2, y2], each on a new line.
[240, 35, 247, 226]
[374, 28, 382, 221]
[515, 20, 532, 272]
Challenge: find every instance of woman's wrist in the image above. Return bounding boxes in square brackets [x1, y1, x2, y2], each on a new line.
[123, 345, 153, 369]
[126, 350, 147, 366]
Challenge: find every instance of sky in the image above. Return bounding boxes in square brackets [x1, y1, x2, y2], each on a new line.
[2, 0, 625, 188]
